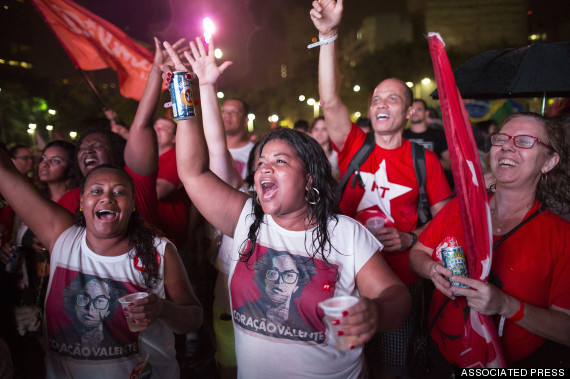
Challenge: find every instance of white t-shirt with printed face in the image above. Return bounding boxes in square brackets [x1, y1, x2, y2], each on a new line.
[229, 141, 255, 180]
[228, 199, 382, 379]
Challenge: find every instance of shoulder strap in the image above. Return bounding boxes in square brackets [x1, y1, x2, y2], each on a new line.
[411, 142, 431, 225]
[336, 132, 375, 202]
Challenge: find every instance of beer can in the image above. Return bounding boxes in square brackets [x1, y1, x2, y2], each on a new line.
[441, 246, 470, 290]
[168, 71, 195, 120]
[5, 245, 22, 273]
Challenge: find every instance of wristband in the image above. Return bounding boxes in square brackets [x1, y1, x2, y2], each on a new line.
[307, 34, 338, 49]
[507, 300, 525, 322]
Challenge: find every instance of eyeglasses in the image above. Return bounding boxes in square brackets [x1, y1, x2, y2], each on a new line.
[266, 269, 298, 284]
[76, 294, 110, 310]
[14, 155, 34, 161]
[490, 133, 553, 151]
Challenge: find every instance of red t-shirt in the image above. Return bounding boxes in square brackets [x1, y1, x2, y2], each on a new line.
[58, 166, 158, 227]
[419, 197, 570, 364]
[335, 124, 452, 284]
[157, 147, 190, 247]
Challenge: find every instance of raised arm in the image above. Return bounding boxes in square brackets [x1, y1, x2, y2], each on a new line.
[310, 0, 352, 150]
[125, 38, 189, 175]
[185, 37, 242, 189]
[0, 148, 73, 252]
[164, 41, 248, 237]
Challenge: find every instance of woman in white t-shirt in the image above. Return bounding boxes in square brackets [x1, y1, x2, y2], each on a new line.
[166, 38, 411, 378]
[0, 159, 202, 378]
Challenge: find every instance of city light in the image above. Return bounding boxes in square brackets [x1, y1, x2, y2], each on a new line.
[406, 82, 414, 88]
[354, 112, 361, 118]
[298, 95, 305, 101]
[247, 114, 255, 132]
[46, 125, 53, 131]
[203, 18, 215, 45]
[28, 123, 37, 130]
[48, 109, 56, 115]
[307, 98, 315, 106]
[248, 114, 256, 121]
[421, 78, 431, 85]
[270, 115, 279, 122]
[217, 91, 224, 99]
[353, 85, 360, 92]
[214, 48, 223, 59]
[69, 131, 77, 139]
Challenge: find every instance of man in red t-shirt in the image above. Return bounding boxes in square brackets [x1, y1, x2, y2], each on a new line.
[154, 117, 190, 248]
[312, 2, 452, 376]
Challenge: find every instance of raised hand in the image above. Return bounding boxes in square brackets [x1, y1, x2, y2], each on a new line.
[309, 0, 344, 38]
[153, 37, 190, 72]
[184, 37, 232, 87]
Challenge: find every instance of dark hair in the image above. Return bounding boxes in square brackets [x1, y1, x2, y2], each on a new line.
[76, 128, 127, 176]
[293, 120, 309, 133]
[8, 144, 30, 159]
[35, 140, 78, 199]
[500, 113, 570, 213]
[309, 117, 325, 133]
[226, 98, 250, 116]
[77, 165, 161, 289]
[243, 128, 339, 265]
[355, 117, 372, 128]
[245, 140, 261, 189]
[413, 99, 427, 109]
[156, 117, 177, 135]
[253, 249, 317, 298]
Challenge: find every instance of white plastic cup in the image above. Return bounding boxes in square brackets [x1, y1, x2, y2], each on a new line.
[318, 295, 359, 350]
[118, 292, 149, 332]
[365, 217, 385, 234]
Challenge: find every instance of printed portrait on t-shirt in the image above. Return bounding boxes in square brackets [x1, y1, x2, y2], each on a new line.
[46, 269, 142, 360]
[231, 246, 339, 344]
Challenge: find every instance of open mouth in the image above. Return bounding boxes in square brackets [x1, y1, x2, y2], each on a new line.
[84, 158, 99, 170]
[499, 158, 517, 167]
[96, 209, 118, 221]
[376, 113, 389, 120]
[260, 180, 277, 199]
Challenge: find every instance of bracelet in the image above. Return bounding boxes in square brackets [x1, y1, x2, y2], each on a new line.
[307, 34, 338, 49]
[507, 300, 525, 322]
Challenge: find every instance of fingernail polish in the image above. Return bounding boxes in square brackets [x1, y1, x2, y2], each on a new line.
[185, 73, 191, 79]
[337, 330, 344, 336]
[331, 319, 340, 325]
[342, 310, 349, 317]
[349, 344, 355, 350]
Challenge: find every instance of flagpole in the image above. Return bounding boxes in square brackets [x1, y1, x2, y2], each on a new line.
[77, 68, 108, 109]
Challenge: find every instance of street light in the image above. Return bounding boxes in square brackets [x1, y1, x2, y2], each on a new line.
[270, 115, 279, 123]
[298, 95, 305, 102]
[353, 85, 360, 92]
[214, 48, 223, 59]
[46, 125, 53, 131]
[247, 113, 255, 133]
[48, 109, 56, 115]
[405, 82, 414, 88]
[421, 78, 431, 85]
[69, 131, 77, 140]
[217, 91, 224, 99]
[28, 123, 37, 130]
[307, 98, 319, 118]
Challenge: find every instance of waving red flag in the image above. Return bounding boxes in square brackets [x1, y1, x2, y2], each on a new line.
[31, 0, 153, 100]
[428, 32, 506, 368]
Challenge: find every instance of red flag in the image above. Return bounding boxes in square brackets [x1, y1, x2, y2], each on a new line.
[31, 0, 153, 100]
[428, 33, 507, 368]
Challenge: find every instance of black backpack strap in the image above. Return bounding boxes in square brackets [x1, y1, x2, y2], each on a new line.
[411, 142, 431, 225]
[336, 132, 375, 202]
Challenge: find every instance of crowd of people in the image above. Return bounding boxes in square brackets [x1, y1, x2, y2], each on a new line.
[0, 0, 569, 378]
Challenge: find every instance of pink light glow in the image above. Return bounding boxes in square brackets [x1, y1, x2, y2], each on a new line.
[203, 17, 215, 46]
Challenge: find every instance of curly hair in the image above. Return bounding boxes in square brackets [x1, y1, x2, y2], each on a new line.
[76, 128, 127, 177]
[76, 165, 161, 289]
[241, 128, 340, 267]
[34, 140, 79, 199]
[500, 113, 570, 213]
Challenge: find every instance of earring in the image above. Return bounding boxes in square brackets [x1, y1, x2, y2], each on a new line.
[305, 187, 320, 205]
[132, 207, 136, 212]
[541, 171, 548, 184]
[79, 208, 82, 212]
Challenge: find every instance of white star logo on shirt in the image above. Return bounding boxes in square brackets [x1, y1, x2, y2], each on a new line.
[356, 160, 412, 223]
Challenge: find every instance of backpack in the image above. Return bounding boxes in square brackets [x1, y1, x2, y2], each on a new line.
[335, 132, 432, 225]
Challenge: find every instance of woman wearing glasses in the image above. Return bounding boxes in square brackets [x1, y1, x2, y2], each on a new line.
[410, 112, 570, 372]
